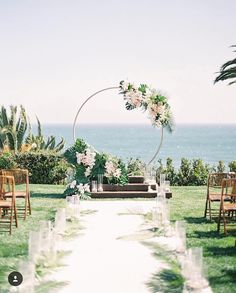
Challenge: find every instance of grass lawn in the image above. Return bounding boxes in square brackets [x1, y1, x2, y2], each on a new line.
[170, 186, 236, 293]
[0, 184, 65, 290]
[0, 185, 235, 293]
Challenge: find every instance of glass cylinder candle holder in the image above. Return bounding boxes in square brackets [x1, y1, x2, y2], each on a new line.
[160, 173, 166, 187]
[18, 261, 35, 293]
[97, 174, 103, 192]
[152, 206, 162, 228]
[28, 231, 41, 262]
[91, 180, 97, 192]
[175, 220, 186, 253]
[72, 194, 79, 204]
[189, 247, 203, 279]
[164, 180, 170, 192]
[55, 208, 66, 235]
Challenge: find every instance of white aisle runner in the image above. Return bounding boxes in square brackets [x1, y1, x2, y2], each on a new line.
[52, 201, 159, 293]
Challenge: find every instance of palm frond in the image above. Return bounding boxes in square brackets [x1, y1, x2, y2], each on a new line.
[214, 46, 236, 85]
[0, 132, 6, 149]
[36, 116, 42, 137]
[0, 106, 9, 127]
[45, 136, 56, 150]
[3, 127, 17, 151]
[220, 58, 236, 71]
[214, 68, 236, 84]
[54, 138, 65, 152]
[9, 105, 17, 128]
[16, 120, 27, 150]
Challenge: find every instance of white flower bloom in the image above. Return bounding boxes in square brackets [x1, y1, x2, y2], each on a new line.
[31, 143, 37, 149]
[121, 81, 130, 91]
[113, 168, 121, 178]
[85, 167, 91, 177]
[124, 90, 144, 108]
[84, 183, 90, 192]
[144, 87, 152, 98]
[70, 180, 77, 189]
[77, 183, 85, 194]
[76, 149, 96, 171]
[105, 160, 122, 179]
[76, 152, 82, 164]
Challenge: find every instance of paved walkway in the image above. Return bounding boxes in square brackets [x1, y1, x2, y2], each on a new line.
[52, 200, 160, 293]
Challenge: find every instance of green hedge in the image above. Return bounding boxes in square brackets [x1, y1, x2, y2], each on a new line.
[155, 158, 235, 186]
[1, 150, 235, 186]
[13, 151, 68, 184]
[127, 157, 235, 186]
[0, 152, 16, 169]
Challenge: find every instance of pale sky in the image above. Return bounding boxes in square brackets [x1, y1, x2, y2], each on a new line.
[0, 0, 235, 125]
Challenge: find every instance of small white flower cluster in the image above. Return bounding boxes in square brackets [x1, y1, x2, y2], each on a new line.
[121, 81, 145, 108]
[105, 159, 122, 179]
[69, 181, 90, 195]
[31, 143, 37, 149]
[76, 148, 96, 177]
[120, 81, 171, 128]
[147, 103, 168, 126]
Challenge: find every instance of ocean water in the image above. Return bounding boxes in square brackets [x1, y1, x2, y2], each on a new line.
[42, 124, 236, 167]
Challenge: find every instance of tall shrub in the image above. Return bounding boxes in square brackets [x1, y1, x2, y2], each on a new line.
[0, 152, 16, 169]
[216, 160, 226, 173]
[165, 157, 177, 185]
[177, 158, 192, 186]
[14, 151, 68, 184]
[189, 159, 210, 186]
[229, 161, 236, 172]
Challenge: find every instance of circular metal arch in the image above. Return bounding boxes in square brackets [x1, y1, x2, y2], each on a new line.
[73, 86, 164, 165]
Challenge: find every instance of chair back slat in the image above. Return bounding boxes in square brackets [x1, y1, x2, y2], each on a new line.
[208, 173, 229, 188]
[0, 168, 31, 220]
[222, 178, 236, 198]
[0, 169, 28, 185]
[0, 175, 15, 201]
[0, 175, 18, 234]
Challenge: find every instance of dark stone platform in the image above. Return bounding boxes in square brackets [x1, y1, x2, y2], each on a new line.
[90, 176, 172, 199]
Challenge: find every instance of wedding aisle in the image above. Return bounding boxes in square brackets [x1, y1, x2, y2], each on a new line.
[51, 200, 161, 293]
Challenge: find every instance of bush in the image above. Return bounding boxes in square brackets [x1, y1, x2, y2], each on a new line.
[189, 159, 210, 185]
[154, 157, 212, 186]
[229, 160, 236, 172]
[177, 158, 192, 186]
[0, 152, 16, 169]
[215, 160, 226, 173]
[127, 158, 145, 176]
[14, 151, 69, 184]
[165, 157, 177, 184]
[155, 159, 166, 184]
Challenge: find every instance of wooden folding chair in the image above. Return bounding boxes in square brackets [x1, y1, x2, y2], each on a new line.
[0, 169, 31, 220]
[204, 173, 230, 220]
[0, 175, 18, 234]
[217, 178, 236, 235]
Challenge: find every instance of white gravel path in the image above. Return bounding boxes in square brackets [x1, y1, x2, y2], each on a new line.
[51, 200, 162, 293]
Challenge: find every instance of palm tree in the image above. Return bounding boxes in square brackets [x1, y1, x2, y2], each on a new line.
[25, 117, 65, 152]
[0, 105, 65, 153]
[0, 105, 28, 152]
[214, 45, 236, 85]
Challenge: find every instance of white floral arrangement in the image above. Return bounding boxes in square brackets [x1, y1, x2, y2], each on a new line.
[64, 138, 129, 192]
[119, 81, 173, 129]
[68, 180, 91, 199]
[105, 158, 122, 179]
[76, 147, 96, 177]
